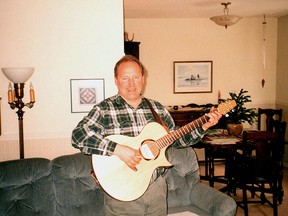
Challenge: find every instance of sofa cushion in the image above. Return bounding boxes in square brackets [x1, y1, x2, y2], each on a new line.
[165, 147, 200, 208]
[0, 158, 54, 216]
[52, 153, 104, 216]
[165, 147, 200, 191]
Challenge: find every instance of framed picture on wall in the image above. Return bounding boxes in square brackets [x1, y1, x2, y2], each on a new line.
[70, 79, 105, 113]
[173, 61, 213, 93]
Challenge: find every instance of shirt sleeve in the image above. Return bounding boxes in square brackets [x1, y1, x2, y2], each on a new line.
[71, 105, 117, 156]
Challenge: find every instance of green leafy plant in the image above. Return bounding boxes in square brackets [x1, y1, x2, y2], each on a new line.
[220, 89, 257, 125]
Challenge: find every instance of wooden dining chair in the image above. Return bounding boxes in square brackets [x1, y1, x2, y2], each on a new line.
[271, 120, 287, 204]
[232, 122, 286, 216]
[257, 108, 282, 131]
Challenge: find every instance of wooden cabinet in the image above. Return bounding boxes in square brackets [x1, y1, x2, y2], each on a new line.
[168, 108, 203, 127]
[124, 41, 140, 59]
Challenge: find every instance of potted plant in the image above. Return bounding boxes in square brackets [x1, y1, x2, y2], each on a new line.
[219, 89, 257, 135]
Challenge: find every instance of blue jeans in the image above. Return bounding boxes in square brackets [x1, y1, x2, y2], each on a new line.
[103, 176, 167, 216]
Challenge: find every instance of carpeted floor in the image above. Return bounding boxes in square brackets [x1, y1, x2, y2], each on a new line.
[199, 163, 288, 216]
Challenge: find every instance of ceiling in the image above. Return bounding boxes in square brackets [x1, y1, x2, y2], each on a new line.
[124, 0, 288, 19]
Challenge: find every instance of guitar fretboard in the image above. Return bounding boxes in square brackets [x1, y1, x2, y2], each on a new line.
[155, 115, 210, 149]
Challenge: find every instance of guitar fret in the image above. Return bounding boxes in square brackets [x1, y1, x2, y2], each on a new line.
[180, 129, 185, 137]
[173, 130, 180, 138]
[198, 118, 203, 126]
[163, 136, 169, 147]
[155, 140, 161, 149]
[174, 130, 181, 140]
[156, 139, 161, 148]
[192, 121, 197, 129]
[159, 137, 168, 148]
[183, 125, 189, 134]
[199, 118, 203, 125]
[167, 135, 174, 143]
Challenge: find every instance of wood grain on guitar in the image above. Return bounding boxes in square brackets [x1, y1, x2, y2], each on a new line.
[92, 100, 236, 201]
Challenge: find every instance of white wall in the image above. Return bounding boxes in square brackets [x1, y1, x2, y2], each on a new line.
[276, 16, 288, 110]
[0, 0, 124, 161]
[125, 17, 277, 108]
[276, 15, 288, 165]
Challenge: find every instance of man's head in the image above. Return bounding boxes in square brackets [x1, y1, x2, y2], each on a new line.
[114, 55, 145, 78]
[114, 55, 145, 107]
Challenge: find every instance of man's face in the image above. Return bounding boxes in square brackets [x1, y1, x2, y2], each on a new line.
[114, 61, 145, 104]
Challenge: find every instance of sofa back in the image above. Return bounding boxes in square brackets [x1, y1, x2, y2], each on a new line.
[0, 147, 201, 216]
[0, 154, 104, 216]
[52, 153, 104, 216]
[0, 158, 55, 216]
[165, 146, 200, 208]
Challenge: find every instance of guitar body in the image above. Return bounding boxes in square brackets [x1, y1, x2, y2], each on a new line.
[92, 122, 172, 201]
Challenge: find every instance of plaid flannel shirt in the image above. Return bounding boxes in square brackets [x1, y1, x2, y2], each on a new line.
[71, 94, 206, 155]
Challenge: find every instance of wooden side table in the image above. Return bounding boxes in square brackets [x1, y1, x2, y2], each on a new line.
[167, 107, 203, 127]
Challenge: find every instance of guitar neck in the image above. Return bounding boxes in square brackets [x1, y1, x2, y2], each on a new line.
[156, 115, 209, 149]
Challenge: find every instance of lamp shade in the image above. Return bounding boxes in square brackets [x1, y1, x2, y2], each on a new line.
[1, 67, 34, 83]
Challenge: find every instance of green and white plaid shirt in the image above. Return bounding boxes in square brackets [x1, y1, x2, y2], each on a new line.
[71, 94, 206, 156]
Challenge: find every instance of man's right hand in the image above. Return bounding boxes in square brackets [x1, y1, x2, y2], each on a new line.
[113, 144, 142, 171]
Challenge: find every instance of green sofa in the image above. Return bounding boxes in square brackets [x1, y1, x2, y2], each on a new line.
[0, 147, 237, 216]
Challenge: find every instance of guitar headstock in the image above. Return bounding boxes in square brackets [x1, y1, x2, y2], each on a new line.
[218, 100, 236, 115]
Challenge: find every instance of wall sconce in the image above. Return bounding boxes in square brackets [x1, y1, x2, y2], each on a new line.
[210, 2, 242, 28]
[1, 67, 35, 159]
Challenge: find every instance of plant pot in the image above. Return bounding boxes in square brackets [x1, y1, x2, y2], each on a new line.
[226, 123, 243, 136]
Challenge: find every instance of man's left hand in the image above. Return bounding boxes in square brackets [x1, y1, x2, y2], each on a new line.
[202, 107, 222, 131]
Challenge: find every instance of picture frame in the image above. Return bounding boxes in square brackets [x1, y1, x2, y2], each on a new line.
[173, 61, 213, 93]
[70, 79, 105, 113]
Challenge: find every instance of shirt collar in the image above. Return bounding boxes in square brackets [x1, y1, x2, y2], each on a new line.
[115, 94, 145, 109]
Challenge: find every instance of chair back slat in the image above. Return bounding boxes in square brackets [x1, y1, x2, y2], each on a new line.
[257, 108, 282, 131]
[242, 131, 279, 170]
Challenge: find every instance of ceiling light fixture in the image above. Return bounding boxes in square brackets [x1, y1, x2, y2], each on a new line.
[210, 2, 242, 29]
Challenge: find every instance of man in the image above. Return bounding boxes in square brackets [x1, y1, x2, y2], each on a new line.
[71, 55, 222, 215]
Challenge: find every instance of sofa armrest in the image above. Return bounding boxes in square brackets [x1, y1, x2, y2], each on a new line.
[189, 183, 237, 216]
[165, 146, 236, 216]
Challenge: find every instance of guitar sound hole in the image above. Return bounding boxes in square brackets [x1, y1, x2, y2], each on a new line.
[140, 140, 160, 160]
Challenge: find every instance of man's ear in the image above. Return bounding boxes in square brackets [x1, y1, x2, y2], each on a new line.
[114, 76, 118, 86]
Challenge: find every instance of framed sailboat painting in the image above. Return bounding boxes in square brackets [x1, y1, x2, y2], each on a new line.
[173, 61, 213, 93]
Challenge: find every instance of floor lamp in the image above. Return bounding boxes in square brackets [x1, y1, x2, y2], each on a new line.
[1, 67, 35, 159]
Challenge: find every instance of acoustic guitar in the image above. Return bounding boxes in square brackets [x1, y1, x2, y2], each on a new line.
[92, 100, 236, 201]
